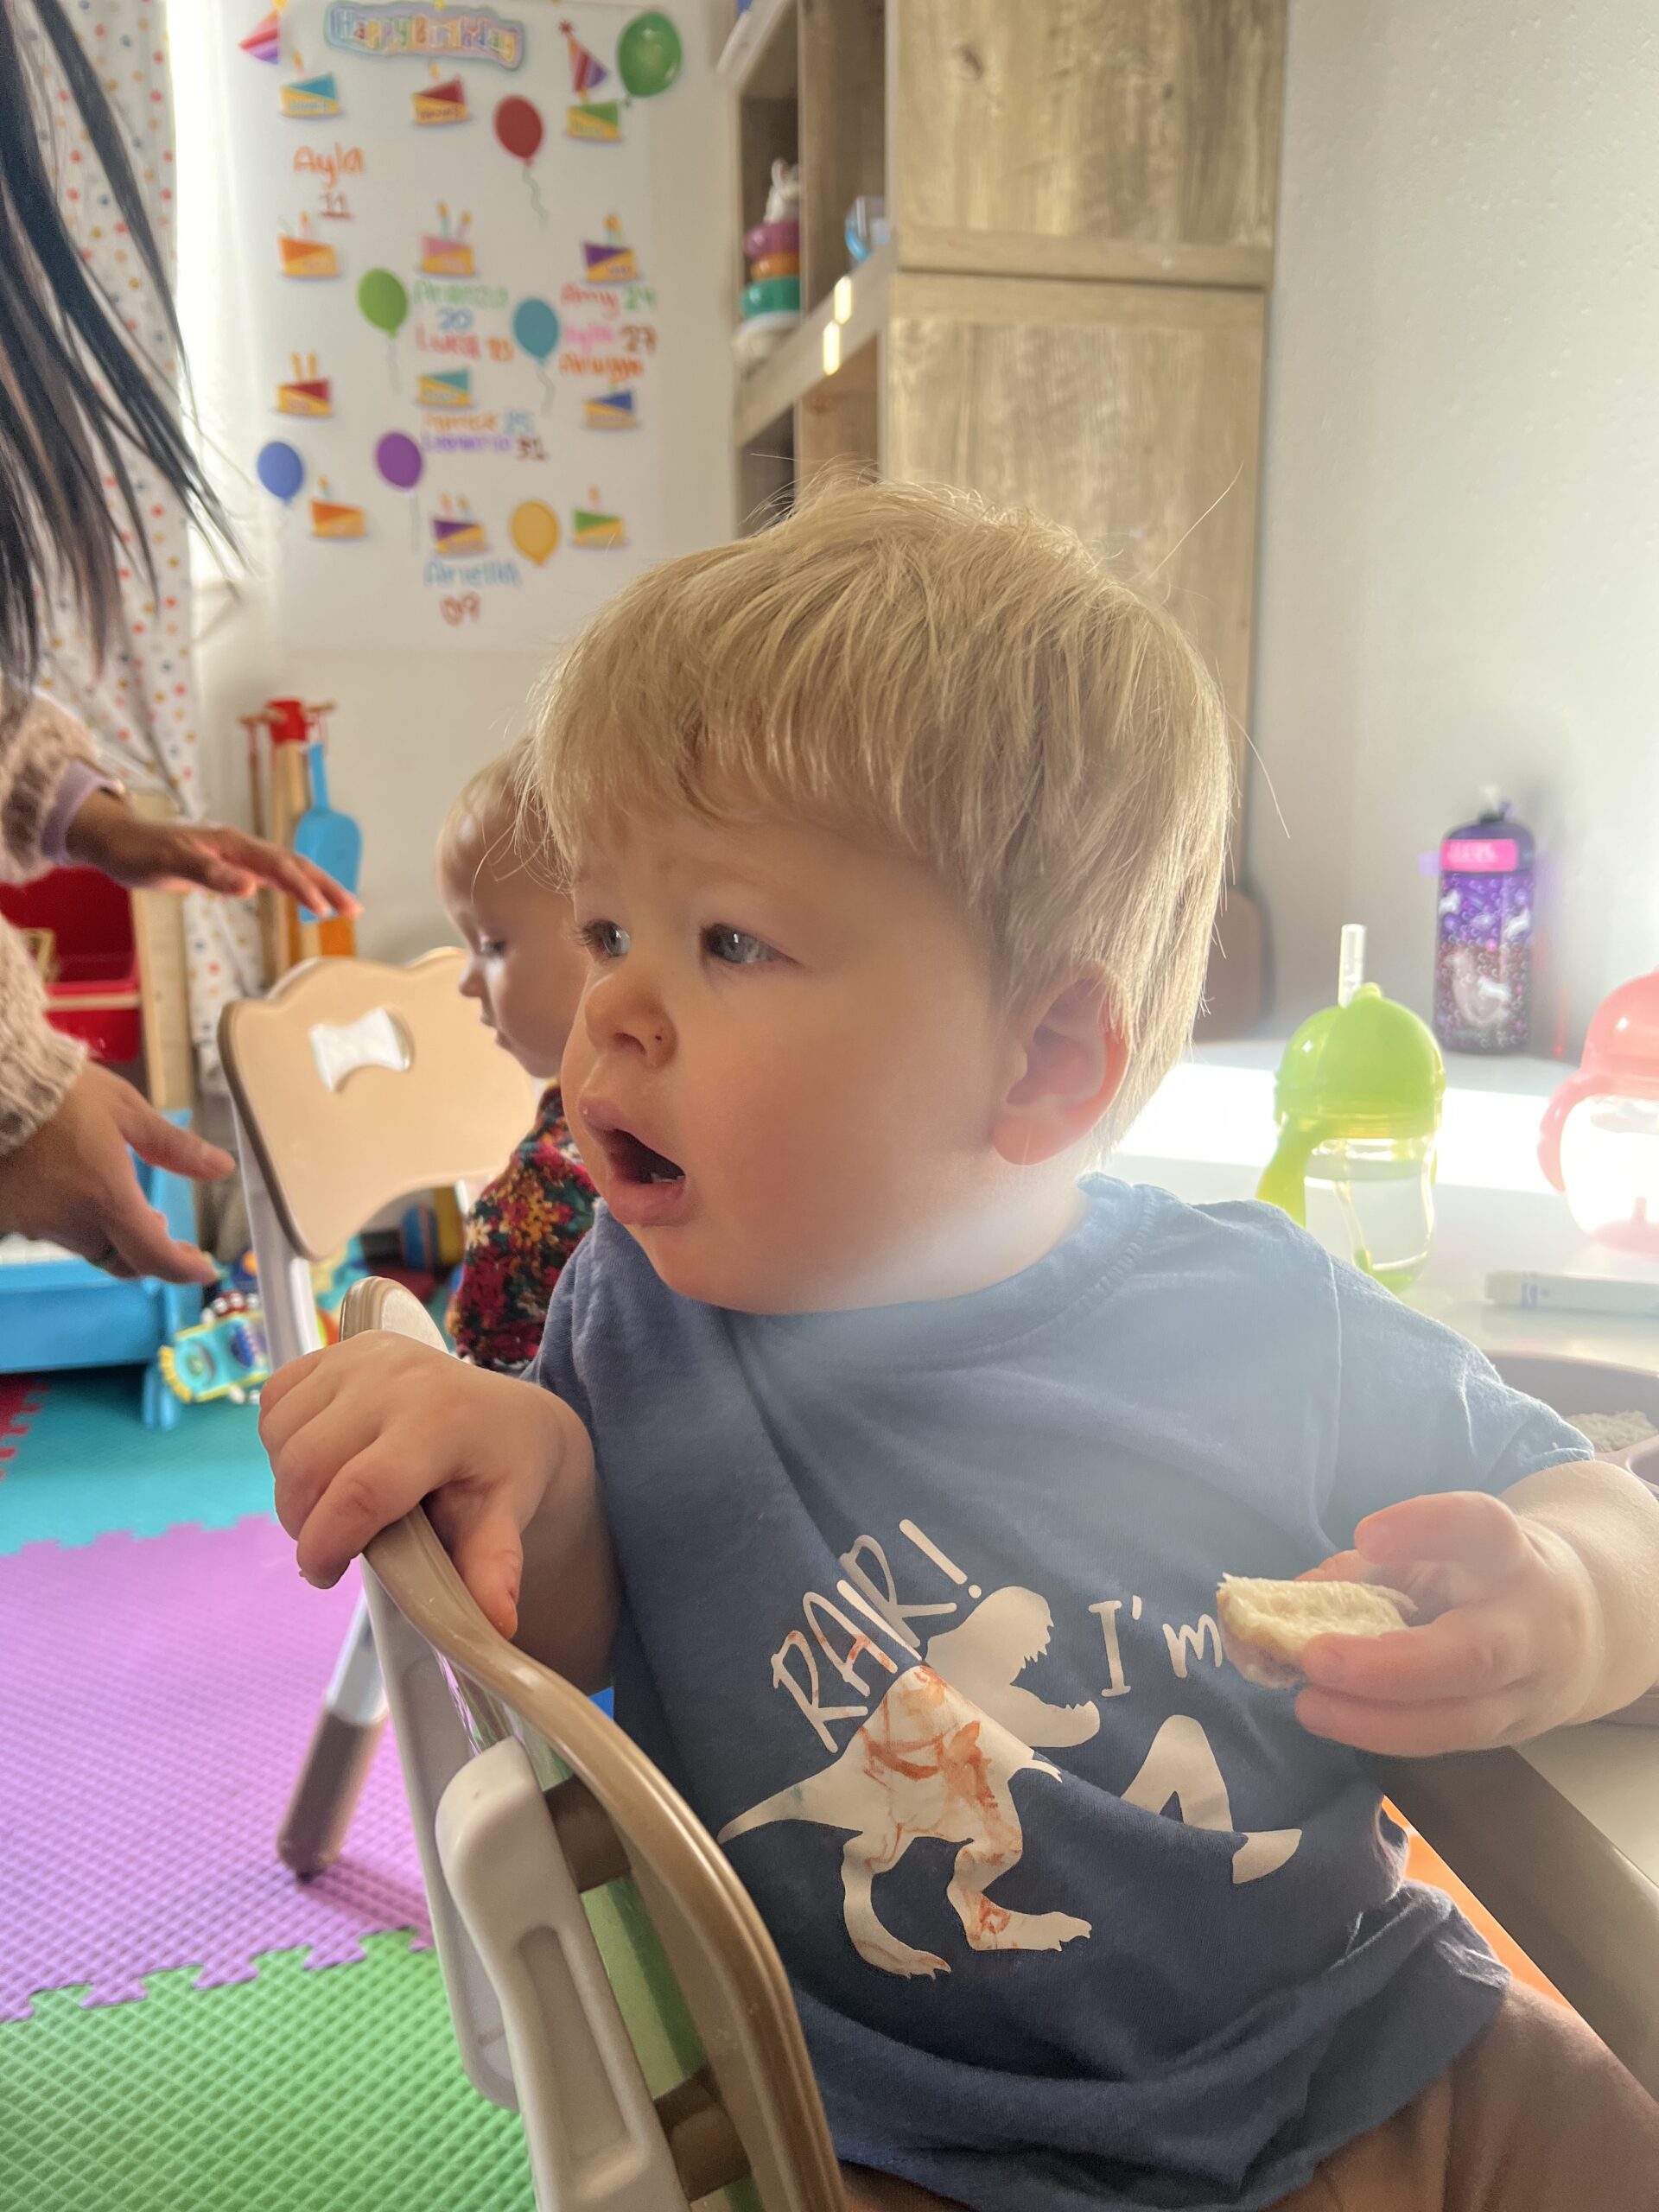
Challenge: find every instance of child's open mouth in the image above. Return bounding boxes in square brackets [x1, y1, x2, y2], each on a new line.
[582, 1104, 690, 1228]
[607, 1128, 684, 1186]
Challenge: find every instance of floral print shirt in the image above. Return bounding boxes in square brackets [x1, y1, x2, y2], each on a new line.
[447, 1083, 597, 1372]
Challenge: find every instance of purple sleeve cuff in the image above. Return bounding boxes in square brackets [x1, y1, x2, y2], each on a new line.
[41, 760, 121, 867]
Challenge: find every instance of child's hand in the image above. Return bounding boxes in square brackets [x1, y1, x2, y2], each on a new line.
[260, 1333, 589, 1640]
[1294, 1489, 1599, 1756]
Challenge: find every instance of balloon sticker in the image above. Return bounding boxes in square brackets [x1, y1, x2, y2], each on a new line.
[512, 296, 561, 413]
[256, 439, 305, 505]
[374, 430, 424, 543]
[510, 499, 560, 566]
[617, 10, 682, 99]
[493, 95, 547, 221]
[358, 267, 409, 388]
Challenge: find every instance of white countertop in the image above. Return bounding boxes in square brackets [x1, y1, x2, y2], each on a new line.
[1114, 1042, 1659, 1887]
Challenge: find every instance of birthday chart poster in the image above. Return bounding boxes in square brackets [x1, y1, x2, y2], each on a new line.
[219, 1, 683, 648]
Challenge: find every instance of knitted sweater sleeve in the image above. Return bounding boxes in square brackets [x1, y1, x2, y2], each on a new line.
[0, 692, 98, 1155]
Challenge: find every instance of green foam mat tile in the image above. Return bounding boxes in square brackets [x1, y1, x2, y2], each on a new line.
[0, 1932, 534, 2212]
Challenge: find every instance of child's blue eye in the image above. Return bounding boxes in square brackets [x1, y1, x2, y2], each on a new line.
[705, 925, 777, 967]
[582, 920, 630, 960]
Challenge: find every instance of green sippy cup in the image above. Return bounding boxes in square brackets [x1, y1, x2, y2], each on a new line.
[1257, 925, 1446, 1290]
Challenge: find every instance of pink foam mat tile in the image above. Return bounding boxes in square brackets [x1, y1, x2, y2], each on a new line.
[0, 1515, 429, 2018]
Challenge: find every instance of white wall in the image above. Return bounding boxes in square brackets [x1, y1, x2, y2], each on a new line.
[175, 0, 734, 961]
[1248, 0, 1659, 1051]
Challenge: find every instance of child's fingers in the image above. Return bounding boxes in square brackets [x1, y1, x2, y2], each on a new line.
[429, 1490, 525, 1641]
[1294, 1680, 1533, 1757]
[1296, 1549, 1372, 1585]
[1354, 1490, 1530, 1573]
[257, 1347, 327, 1427]
[268, 1395, 390, 1541]
[1300, 1605, 1527, 1703]
[293, 1442, 432, 1588]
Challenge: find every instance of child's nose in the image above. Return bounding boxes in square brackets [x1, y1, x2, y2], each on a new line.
[583, 963, 674, 1068]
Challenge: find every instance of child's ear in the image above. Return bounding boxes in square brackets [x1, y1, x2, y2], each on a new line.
[992, 972, 1125, 1167]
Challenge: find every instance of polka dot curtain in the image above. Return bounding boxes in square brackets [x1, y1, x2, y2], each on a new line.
[24, 0, 261, 1084]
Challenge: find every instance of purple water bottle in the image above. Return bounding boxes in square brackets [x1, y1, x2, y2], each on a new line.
[1434, 792, 1533, 1053]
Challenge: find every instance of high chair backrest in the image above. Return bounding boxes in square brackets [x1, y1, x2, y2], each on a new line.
[346, 1277, 845, 2212]
[218, 951, 536, 1367]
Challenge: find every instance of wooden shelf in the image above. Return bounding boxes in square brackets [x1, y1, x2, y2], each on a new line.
[734, 239, 893, 448]
[724, 0, 1287, 877]
[716, 0, 797, 99]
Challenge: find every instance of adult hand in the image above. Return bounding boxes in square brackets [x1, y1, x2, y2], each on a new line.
[65, 790, 359, 917]
[0, 1063, 232, 1283]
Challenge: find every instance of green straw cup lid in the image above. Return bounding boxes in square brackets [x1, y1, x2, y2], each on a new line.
[1273, 983, 1445, 1143]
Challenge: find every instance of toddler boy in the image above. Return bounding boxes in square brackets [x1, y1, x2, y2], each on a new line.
[264, 485, 1659, 2210]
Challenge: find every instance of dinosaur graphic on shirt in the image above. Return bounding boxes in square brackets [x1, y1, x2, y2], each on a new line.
[719, 1587, 1098, 1978]
[719, 1586, 1300, 1978]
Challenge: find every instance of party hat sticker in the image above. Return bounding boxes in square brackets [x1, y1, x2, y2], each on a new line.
[561, 20, 609, 97]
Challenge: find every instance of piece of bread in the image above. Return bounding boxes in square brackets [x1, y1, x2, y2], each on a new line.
[1216, 1575, 1415, 1688]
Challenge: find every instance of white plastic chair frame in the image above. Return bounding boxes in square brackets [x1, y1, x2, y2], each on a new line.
[219, 951, 537, 1877]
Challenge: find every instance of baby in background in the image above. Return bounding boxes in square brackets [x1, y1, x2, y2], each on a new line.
[436, 747, 595, 1371]
[268, 485, 1659, 2212]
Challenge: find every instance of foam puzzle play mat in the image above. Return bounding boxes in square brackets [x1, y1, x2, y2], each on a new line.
[0, 1368, 535, 2212]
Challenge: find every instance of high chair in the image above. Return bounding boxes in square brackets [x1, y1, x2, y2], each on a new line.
[219, 950, 538, 1878]
[346, 1274, 843, 2212]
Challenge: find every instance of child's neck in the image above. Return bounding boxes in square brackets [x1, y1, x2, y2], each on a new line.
[816, 1169, 1088, 1313]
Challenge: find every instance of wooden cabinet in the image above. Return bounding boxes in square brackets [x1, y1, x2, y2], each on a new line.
[891, 0, 1283, 283]
[723, 0, 1286, 825]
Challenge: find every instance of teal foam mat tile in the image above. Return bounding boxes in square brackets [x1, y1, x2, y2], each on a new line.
[0, 1369, 270, 1554]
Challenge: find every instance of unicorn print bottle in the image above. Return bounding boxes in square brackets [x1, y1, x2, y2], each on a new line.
[1434, 792, 1533, 1054]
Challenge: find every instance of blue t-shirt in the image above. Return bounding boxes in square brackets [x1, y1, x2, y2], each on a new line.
[533, 1177, 1588, 2212]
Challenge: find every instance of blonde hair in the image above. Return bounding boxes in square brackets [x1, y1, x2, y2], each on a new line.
[435, 739, 547, 883]
[531, 480, 1231, 1136]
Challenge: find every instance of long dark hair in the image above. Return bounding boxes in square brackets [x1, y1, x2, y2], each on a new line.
[0, 0, 232, 692]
